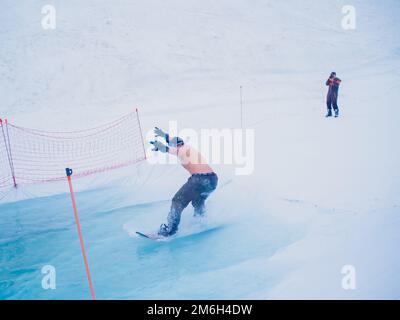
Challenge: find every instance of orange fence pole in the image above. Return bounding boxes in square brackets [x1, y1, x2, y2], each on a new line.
[66, 168, 96, 300]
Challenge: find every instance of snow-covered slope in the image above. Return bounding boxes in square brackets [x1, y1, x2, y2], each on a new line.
[1, 0, 399, 299]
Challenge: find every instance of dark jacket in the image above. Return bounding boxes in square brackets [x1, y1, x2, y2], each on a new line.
[326, 77, 341, 94]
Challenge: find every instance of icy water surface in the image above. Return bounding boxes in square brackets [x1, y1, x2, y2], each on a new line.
[0, 184, 301, 299]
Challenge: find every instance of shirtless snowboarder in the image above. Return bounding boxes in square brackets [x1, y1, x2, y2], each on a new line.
[148, 127, 218, 238]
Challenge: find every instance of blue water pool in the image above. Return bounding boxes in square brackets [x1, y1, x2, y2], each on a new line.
[0, 183, 302, 300]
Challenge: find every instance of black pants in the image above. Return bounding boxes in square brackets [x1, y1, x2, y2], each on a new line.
[327, 90, 339, 111]
[160, 172, 218, 236]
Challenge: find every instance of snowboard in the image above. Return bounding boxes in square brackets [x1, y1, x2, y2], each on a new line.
[135, 224, 224, 242]
[135, 231, 166, 240]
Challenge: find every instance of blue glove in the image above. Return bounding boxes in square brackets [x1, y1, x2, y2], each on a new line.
[154, 127, 169, 143]
[150, 140, 169, 153]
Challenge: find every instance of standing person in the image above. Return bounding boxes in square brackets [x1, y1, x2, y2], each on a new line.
[150, 127, 218, 237]
[325, 72, 342, 117]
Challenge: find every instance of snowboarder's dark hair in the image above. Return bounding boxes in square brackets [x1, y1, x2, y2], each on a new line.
[330, 71, 337, 77]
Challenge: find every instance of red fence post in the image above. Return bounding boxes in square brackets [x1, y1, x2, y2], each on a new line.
[66, 168, 96, 300]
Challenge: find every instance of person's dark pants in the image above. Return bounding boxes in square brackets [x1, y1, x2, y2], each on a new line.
[327, 89, 339, 111]
[159, 172, 218, 236]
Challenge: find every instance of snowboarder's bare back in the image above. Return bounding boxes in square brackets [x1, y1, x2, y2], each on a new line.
[168, 144, 214, 175]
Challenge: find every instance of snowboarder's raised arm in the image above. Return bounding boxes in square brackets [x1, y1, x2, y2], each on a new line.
[149, 140, 180, 156]
[150, 127, 185, 156]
